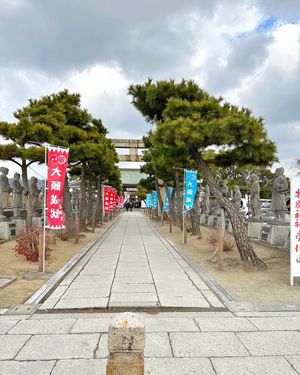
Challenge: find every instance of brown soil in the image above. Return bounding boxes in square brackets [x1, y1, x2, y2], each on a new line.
[154, 220, 300, 307]
[0, 221, 113, 308]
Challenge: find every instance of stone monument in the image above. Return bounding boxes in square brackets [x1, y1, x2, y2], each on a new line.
[249, 174, 261, 221]
[247, 174, 263, 239]
[0, 167, 10, 221]
[260, 167, 289, 246]
[204, 185, 210, 214]
[232, 185, 242, 210]
[271, 167, 288, 223]
[221, 180, 228, 197]
[12, 172, 23, 219]
[30, 176, 40, 216]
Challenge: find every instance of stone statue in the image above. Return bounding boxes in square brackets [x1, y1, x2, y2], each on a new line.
[204, 185, 210, 214]
[0, 167, 10, 219]
[221, 181, 228, 198]
[249, 174, 261, 221]
[232, 185, 242, 209]
[30, 176, 39, 215]
[271, 167, 288, 223]
[12, 172, 23, 218]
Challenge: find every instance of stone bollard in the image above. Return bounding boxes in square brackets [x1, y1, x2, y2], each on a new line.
[106, 312, 145, 375]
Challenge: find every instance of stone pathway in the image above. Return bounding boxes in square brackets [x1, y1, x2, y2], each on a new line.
[40, 212, 223, 310]
[1, 310, 300, 374]
[1, 211, 300, 374]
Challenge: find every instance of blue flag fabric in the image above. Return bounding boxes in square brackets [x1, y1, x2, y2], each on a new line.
[184, 169, 198, 211]
[152, 191, 158, 209]
[163, 187, 173, 212]
[146, 193, 153, 208]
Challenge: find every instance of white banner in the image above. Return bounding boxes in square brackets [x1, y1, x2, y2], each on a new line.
[290, 177, 300, 285]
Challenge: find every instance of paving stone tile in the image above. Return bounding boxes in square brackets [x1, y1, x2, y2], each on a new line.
[196, 317, 257, 332]
[0, 360, 55, 375]
[0, 319, 18, 334]
[144, 318, 199, 332]
[72, 318, 113, 333]
[160, 296, 210, 308]
[8, 318, 76, 334]
[0, 335, 31, 359]
[170, 332, 249, 357]
[55, 298, 108, 309]
[286, 355, 300, 373]
[249, 317, 300, 331]
[109, 292, 158, 303]
[145, 358, 215, 374]
[237, 331, 300, 355]
[16, 333, 100, 360]
[212, 356, 298, 375]
[52, 359, 106, 375]
[111, 283, 155, 293]
[62, 288, 110, 298]
[109, 301, 158, 307]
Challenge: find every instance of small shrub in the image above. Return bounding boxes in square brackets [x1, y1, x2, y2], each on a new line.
[208, 229, 235, 252]
[13, 227, 56, 262]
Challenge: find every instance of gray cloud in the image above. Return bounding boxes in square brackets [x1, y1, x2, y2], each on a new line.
[1, 0, 300, 175]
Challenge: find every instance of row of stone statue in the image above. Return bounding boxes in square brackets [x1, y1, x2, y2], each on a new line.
[203, 167, 288, 223]
[0, 167, 41, 220]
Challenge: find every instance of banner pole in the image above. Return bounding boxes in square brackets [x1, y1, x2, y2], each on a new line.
[42, 145, 47, 273]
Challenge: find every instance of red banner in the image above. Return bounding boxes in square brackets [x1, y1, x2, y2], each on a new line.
[118, 196, 124, 208]
[104, 186, 111, 213]
[46, 146, 69, 229]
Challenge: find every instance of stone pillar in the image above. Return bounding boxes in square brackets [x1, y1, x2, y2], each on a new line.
[106, 313, 145, 375]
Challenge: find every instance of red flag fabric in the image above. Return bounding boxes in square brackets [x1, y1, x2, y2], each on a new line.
[104, 186, 111, 213]
[46, 146, 69, 229]
[118, 196, 124, 208]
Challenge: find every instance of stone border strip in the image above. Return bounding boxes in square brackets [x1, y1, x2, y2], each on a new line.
[256, 305, 300, 312]
[25, 215, 122, 305]
[144, 217, 234, 304]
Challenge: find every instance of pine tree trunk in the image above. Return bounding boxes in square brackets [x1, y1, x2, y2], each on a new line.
[155, 177, 163, 216]
[193, 152, 266, 268]
[87, 180, 93, 226]
[62, 175, 75, 238]
[95, 178, 103, 223]
[79, 164, 87, 231]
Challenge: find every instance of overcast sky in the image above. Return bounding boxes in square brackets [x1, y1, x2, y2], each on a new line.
[0, 0, 300, 177]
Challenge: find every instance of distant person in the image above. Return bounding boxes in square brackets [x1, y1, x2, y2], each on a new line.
[124, 200, 130, 212]
[129, 201, 133, 212]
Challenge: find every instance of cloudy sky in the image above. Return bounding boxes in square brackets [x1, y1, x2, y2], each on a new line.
[0, 0, 300, 177]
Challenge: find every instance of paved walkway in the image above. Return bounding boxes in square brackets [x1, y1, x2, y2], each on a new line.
[1, 212, 300, 374]
[40, 212, 224, 310]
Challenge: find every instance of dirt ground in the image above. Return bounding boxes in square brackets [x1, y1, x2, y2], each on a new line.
[154, 220, 300, 307]
[0, 221, 112, 309]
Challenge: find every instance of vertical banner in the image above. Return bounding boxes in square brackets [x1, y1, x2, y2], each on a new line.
[152, 191, 158, 209]
[163, 187, 173, 212]
[118, 196, 124, 208]
[46, 146, 69, 228]
[291, 177, 300, 285]
[184, 169, 198, 211]
[104, 186, 111, 213]
[146, 193, 153, 208]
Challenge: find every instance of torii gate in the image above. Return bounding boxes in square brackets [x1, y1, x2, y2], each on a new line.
[110, 139, 145, 162]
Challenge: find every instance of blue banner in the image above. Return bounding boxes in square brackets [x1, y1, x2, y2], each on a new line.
[163, 187, 173, 212]
[146, 193, 152, 208]
[152, 191, 158, 209]
[184, 169, 198, 211]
